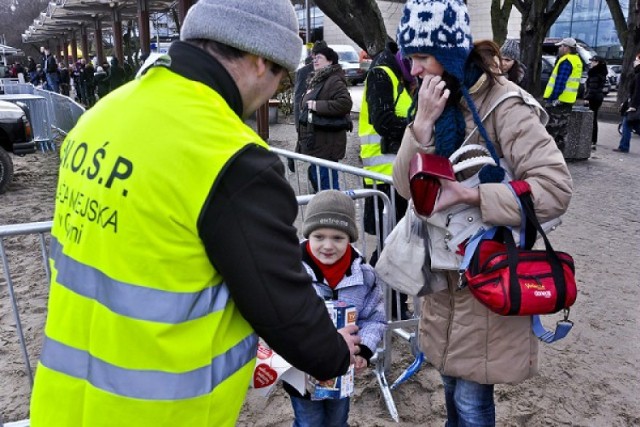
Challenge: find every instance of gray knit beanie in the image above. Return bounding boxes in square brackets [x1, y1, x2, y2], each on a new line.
[303, 190, 358, 242]
[500, 39, 520, 61]
[180, 0, 302, 72]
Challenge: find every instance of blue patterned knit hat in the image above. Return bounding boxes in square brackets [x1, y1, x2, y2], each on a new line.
[396, 0, 472, 81]
[397, 0, 505, 184]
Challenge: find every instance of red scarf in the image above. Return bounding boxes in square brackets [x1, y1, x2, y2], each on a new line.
[306, 241, 352, 289]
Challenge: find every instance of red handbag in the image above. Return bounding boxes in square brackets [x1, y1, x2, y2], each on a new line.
[409, 153, 455, 217]
[461, 191, 577, 316]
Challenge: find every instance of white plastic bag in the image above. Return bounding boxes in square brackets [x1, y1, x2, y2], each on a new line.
[375, 204, 447, 296]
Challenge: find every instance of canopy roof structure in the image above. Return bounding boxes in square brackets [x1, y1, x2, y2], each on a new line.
[23, 0, 176, 44]
[0, 44, 24, 56]
[21, 0, 188, 65]
[1, 43, 25, 66]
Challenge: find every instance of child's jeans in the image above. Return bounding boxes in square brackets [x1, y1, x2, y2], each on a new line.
[290, 396, 349, 427]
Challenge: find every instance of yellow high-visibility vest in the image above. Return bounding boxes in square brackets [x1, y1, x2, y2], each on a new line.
[544, 53, 583, 104]
[30, 65, 263, 427]
[359, 65, 412, 185]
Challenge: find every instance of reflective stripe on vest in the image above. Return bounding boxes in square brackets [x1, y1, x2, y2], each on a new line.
[544, 54, 583, 103]
[39, 333, 258, 400]
[30, 65, 263, 427]
[359, 65, 412, 184]
[50, 237, 230, 323]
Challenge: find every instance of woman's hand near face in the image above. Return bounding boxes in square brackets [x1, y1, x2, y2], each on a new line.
[411, 75, 450, 145]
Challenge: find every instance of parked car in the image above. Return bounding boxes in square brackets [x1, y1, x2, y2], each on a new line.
[0, 100, 36, 193]
[608, 64, 621, 91]
[329, 44, 367, 86]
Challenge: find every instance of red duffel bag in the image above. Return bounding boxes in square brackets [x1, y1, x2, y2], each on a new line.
[461, 192, 577, 316]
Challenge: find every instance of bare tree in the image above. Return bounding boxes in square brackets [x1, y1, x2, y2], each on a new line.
[513, 0, 571, 97]
[314, 0, 392, 56]
[0, 0, 48, 59]
[605, 0, 639, 103]
[491, 0, 514, 46]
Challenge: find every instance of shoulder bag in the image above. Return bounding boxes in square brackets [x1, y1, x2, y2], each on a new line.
[460, 186, 577, 317]
[374, 202, 447, 296]
[298, 80, 353, 132]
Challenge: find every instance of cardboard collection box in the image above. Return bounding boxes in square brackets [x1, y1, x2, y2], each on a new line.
[251, 339, 306, 397]
[306, 300, 357, 401]
[250, 300, 357, 400]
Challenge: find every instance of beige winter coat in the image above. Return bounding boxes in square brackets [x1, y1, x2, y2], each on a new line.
[393, 75, 573, 385]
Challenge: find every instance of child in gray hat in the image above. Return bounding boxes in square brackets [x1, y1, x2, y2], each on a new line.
[283, 190, 386, 425]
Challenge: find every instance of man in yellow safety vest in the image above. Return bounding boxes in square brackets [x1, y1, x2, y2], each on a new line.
[359, 41, 415, 319]
[543, 37, 583, 153]
[29, 0, 360, 425]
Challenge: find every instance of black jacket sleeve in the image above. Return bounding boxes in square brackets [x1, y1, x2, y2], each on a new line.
[366, 67, 409, 146]
[632, 72, 640, 109]
[198, 145, 351, 381]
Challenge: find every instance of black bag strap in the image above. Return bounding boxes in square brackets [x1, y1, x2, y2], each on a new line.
[505, 193, 568, 313]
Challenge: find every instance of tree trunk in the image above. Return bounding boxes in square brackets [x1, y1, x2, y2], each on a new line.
[314, 0, 390, 56]
[491, 0, 513, 47]
[610, 0, 640, 104]
[514, 0, 571, 97]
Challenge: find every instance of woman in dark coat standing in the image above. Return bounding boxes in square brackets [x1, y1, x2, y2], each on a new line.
[584, 56, 608, 150]
[297, 45, 353, 191]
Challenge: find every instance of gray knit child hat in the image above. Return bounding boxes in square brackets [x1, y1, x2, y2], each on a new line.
[303, 190, 358, 242]
[180, 0, 302, 72]
[500, 39, 520, 61]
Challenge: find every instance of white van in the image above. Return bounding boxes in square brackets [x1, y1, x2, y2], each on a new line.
[329, 44, 366, 86]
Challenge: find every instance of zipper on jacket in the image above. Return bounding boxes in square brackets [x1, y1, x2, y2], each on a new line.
[440, 279, 456, 371]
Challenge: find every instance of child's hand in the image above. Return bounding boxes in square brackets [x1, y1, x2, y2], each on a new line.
[354, 355, 368, 374]
[317, 379, 336, 387]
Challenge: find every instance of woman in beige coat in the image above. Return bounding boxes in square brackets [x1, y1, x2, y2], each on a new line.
[394, 1, 572, 425]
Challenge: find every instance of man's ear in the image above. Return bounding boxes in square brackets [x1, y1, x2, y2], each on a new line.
[253, 55, 269, 78]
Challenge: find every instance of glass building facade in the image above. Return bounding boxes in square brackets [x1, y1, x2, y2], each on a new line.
[548, 0, 628, 60]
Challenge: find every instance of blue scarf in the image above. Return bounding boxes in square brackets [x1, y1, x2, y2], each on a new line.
[408, 62, 505, 184]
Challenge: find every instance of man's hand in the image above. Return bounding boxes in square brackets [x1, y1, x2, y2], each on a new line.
[545, 99, 560, 108]
[337, 324, 361, 364]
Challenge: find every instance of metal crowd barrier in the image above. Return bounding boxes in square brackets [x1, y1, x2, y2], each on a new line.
[0, 195, 416, 423]
[0, 83, 85, 151]
[1, 148, 419, 424]
[32, 88, 85, 137]
[0, 221, 52, 389]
